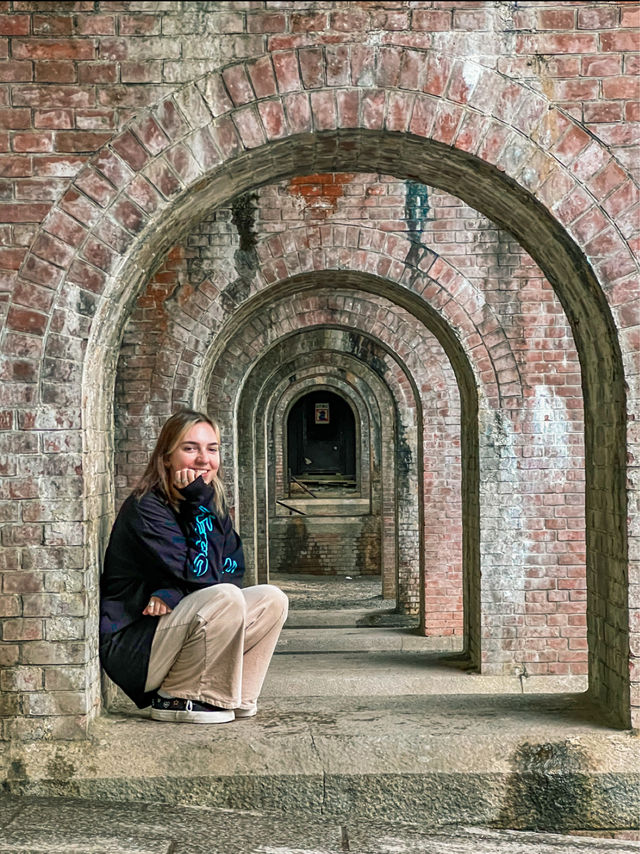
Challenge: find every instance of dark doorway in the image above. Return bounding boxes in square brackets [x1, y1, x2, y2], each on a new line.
[287, 391, 356, 492]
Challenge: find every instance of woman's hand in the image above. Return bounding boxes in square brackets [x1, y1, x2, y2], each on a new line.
[143, 596, 172, 617]
[173, 468, 215, 487]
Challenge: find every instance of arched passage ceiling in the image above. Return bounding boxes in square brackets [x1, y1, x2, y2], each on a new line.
[93, 129, 623, 402]
[196, 270, 481, 416]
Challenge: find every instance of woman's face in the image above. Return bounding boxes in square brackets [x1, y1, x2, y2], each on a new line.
[165, 421, 220, 483]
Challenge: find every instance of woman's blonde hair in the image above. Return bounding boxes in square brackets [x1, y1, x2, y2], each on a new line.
[133, 409, 227, 514]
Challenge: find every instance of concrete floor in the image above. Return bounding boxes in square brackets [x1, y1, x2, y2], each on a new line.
[1, 574, 639, 851]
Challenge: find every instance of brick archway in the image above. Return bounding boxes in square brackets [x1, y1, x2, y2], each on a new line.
[204, 285, 468, 634]
[1, 46, 636, 734]
[111, 223, 517, 429]
[231, 328, 426, 617]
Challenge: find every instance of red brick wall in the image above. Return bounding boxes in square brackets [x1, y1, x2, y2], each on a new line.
[0, 3, 637, 738]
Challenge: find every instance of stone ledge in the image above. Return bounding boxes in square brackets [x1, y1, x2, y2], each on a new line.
[2, 693, 639, 830]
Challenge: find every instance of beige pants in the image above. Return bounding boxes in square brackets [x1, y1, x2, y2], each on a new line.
[144, 584, 288, 710]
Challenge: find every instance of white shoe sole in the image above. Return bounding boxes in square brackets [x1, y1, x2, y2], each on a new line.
[150, 708, 235, 724]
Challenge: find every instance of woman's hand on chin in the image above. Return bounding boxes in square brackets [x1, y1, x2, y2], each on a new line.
[173, 468, 214, 488]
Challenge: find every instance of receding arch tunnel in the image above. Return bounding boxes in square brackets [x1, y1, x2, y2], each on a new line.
[95, 128, 627, 724]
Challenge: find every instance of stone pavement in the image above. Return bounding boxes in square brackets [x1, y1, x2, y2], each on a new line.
[1, 575, 639, 850]
[0, 796, 639, 853]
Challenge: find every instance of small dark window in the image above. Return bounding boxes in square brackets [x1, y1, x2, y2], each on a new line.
[287, 391, 356, 493]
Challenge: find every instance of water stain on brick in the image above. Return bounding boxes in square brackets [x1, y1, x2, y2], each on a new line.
[396, 420, 413, 480]
[347, 332, 387, 379]
[220, 192, 258, 312]
[405, 180, 431, 241]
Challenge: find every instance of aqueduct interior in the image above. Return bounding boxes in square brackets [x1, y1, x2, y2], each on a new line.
[0, 6, 637, 750]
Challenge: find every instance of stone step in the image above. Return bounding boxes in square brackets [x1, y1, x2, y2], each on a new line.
[276, 625, 447, 654]
[5, 693, 639, 831]
[263, 651, 587, 697]
[283, 607, 419, 629]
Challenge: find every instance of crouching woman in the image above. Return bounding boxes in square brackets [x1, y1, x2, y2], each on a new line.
[99, 409, 288, 724]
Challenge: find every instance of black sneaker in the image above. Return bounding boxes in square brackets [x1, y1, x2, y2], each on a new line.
[150, 696, 234, 724]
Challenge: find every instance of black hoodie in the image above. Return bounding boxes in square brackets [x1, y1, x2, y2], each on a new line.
[99, 477, 244, 708]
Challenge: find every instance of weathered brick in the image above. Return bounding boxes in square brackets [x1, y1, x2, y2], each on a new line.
[453, 9, 490, 30]
[0, 15, 30, 35]
[2, 618, 43, 640]
[602, 76, 640, 100]
[247, 12, 285, 34]
[43, 207, 87, 247]
[44, 663, 86, 687]
[310, 91, 337, 132]
[283, 92, 312, 135]
[21, 254, 63, 288]
[59, 187, 102, 228]
[120, 60, 162, 84]
[67, 258, 106, 294]
[75, 14, 115, 36]
[112, 197, 146, 235]
[131, 115, 170, 156]
[0, 247, 26, 269]
[1, 667, 43, 692]
[258, 100, 287, 141]
[143, 157, 181, 199]
[0, 108, 31, 130]
[0, 60, 32, 82]
[164, 143, 201, 185]
[34, 59, 76, 83]
[0, 594, 20, 617]
[222, 64, 255, 107]
[12, 132, 53, 153]
[12, 85, 93, 109]
[291, 12, 327, 33]
[22, 592, 85, 617]
[111, 130, 150, 171]
[94, 148, 135, 188]
[127, 173, 162, 214]
[34, 109, 73, 129]
[77, 61, 117, 84]
[199, 74, 234, 118]
[34, 153, 87, 178]
[412, 10, 451, 31]
[584, 102, 624, 123]
[0, 155, 32, 177]
[74, 168, 117, 207]
[22, 690, 89, 716]
[13, 38, 96, 61]
[273, 51, 301, 94]
[120, 14, 160, 36]
[54, 131, 112, 153]
[0, 203, 50, 223]
[601, 31, 640, 52]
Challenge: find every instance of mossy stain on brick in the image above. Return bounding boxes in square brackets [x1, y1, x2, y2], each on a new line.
[498, 740, 594, 831]
[405, 180, 431, 241]
[220, 192, 259, 312]
[46, 753, 76, 782]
